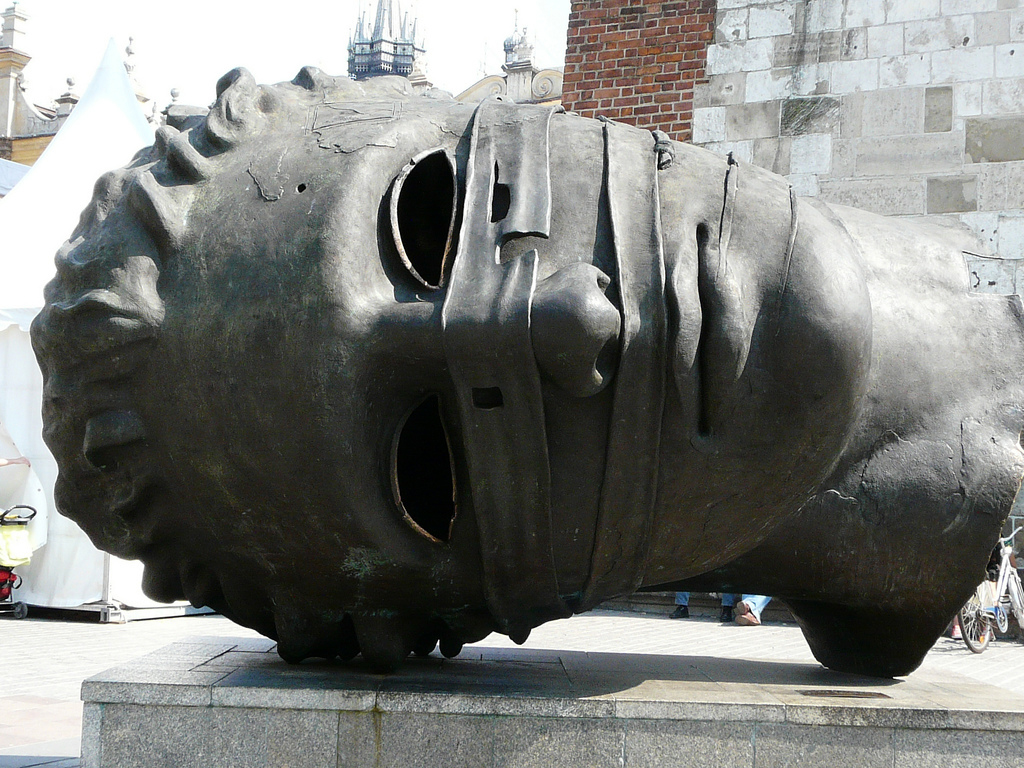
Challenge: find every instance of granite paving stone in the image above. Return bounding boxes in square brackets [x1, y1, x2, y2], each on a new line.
[624, 718, 754, 768]
[493, 715, 626, 768]
[374, 713, 496, 768]
[753, 723, 894, 768]
[894, 726, 1024, 767]
[4, 608, 1024, 767]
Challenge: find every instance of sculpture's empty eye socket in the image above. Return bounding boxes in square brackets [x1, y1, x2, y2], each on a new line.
[393, 395, 457, 542]
[390, 149, 459, 290]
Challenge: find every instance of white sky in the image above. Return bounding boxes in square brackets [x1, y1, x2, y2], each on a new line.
[12, 0, 571, 110]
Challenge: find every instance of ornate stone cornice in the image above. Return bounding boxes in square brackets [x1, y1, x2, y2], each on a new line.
[0, 48, 30, 71]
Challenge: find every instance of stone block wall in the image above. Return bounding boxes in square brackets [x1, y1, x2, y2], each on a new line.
[562, 0, 716, 140]
[565, 0, 1024, 541]
[692, 0, 1024, 290]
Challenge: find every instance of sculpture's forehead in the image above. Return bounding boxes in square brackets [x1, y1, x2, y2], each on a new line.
[299, 97, 474, 155]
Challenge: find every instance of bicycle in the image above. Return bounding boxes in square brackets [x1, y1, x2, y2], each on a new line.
[958, 526, 1024, 653]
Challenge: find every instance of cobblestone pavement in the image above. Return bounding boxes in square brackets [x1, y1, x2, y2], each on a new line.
[2, 608, 1022, 767]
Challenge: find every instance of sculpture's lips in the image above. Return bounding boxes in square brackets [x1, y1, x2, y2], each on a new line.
[691, 229, 739, 445]
[686, 156, 757, 447]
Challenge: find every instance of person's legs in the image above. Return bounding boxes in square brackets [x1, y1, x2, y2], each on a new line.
[671, 592, 690, 619]
[719, 593, 735, 622]
[744, 595, 771, 616]
[735, 595, 772, 625]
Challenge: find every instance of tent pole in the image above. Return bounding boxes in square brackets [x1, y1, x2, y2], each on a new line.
[102, 552, 111, 604]
[99, 551, 124, 622]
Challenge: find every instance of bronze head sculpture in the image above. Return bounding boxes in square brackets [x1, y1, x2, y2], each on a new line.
[32, 68, 1024, 677]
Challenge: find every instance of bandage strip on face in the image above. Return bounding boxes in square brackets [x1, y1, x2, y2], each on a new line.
[442, 101, 670, 635]
[441, 97, 569, 641]
[580, 120, 668, 610]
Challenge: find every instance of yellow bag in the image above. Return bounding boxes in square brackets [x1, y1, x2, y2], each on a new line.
[0, 506, 35, 568]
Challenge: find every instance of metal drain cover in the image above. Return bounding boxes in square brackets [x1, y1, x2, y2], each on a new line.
[799, 689, 892, 699]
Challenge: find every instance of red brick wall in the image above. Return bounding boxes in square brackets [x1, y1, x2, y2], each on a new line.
[562, 0, 716, 142]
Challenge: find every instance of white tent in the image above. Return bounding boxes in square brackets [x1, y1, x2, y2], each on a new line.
[0, 158, 28, 196]
[0, 39, 164, 614]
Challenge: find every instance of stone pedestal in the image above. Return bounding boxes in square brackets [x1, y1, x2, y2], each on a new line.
[81, 636, 1024, 767]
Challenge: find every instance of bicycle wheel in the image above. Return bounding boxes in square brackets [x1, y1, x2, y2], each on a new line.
[996, 603, 1010, 634]
[1008, 573, 1024, 639]
[959, 591, 993, 653]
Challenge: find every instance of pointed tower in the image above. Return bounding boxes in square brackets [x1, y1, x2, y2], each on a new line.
[456, 20, 562, 106]
[502, 25, 537, 102]
[348, 0, 425, 81]
[0, 4, 30, 139]
[0, 4, 75, 164]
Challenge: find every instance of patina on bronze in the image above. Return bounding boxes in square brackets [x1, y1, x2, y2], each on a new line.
[32, 69, 1024, 677]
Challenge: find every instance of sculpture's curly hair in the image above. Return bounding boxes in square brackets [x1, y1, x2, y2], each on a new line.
[31, 67, 436, 655]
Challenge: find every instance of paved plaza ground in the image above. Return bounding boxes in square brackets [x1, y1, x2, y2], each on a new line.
[2, 607, 1023, 768]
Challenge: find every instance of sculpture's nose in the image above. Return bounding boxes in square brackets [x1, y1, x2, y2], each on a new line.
[530, 262, 621, 398]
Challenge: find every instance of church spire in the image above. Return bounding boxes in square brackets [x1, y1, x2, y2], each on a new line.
[348, 0, 425, 81]
[1, 4, 31, 138]
[371, 0, 395, 41]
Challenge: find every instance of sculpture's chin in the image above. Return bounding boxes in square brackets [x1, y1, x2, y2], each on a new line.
[140, 559, 185, 605]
